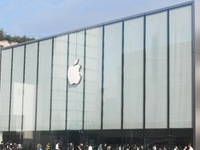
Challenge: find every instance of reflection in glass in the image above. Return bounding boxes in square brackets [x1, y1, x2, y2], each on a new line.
[103, 23, 122, 129]
[67, 31, 84, 130]
[0, 49, 12, 131]
[23, 43, 38, 131]
[10, 46, 24, 131]
[51, 35, 68, 130]
[124, 17, 144, 129]
[169, 6, 192, 128]
[84, 27, 102, 129]
[145, 11, 168, 128]
[37, 39, 52, 130]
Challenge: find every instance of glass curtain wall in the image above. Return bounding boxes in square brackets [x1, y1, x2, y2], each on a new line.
[169, 6, 192, 128]
[84, 27, 102, 130]
[0, 49, 12, 131]
[51, 35, 68, 130]
[36, 39, 53, 130]
[145, 11, 168, 128]
[10, 46, 24, 131]
[23, 43, 38, 131]
[103, 23, 122, 129]
[67, 31, 85, 130]
[123, 17, 144, 129]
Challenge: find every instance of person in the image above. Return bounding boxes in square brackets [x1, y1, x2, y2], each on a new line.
[98, 144, 103, 150]
[69, 142, 74, 150]
[174, 146, 178, 150]
[18, 143, 22, 150]
[0, 141, 3, 150]
[183, 146, 187, 150]
[118, 145, 122, 150]
[152, 145, 157, 150]
[45, 143, 50, 150]
[188, 143, 193, 150]
[13, 143, 17, 150]
[103, 144, 107, 150]
[9, 143, 13, 150]
[55, 142, 60, 150]
[36, 143, 42, 150]
[28, 143, 32, 150]
[163, 146, 167, 150]
[88, 144, 92, 150]
[78, 143, 84, 150]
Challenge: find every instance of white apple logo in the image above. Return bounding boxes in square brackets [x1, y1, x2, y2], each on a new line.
[68, 58, 82, 85]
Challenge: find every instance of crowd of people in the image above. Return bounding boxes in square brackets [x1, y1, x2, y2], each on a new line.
[96, 143, 194, 150]
[0, 141, 194, 150]
[173, 143, 193, 150]
[0, 141, 23, 150]
[52, 142, 194, 150]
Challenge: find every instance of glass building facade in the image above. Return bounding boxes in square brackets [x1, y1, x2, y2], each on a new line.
[0, 1, 199, 150]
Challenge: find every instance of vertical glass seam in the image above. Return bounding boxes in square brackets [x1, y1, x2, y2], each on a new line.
[35, 42, 40, 131]
[101, 26, 105, 131]
[49, 38, 54, 131]
[167, 10, 170, 148]
[21, 45, 26, 131]
[8, 48, 13, 131]
[121, 21, 124, 130]
[66, 34, 70, 130]
[191, 3, 195, 147]
[167, 10, 170, 129]
[82, 30, 86, 130]
[143, 15, 146, 143]
[121, 21, 125, 144]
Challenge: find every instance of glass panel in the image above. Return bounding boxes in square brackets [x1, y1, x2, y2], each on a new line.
[22, 131, 35, 147]
[67, 31, 84, 130]
[103, 22, 122, 129]
[51, 35, 68, 130]
[36, 39, 52, 130]
[84, 27, 102, 129]
[23, 43, 38, 131]
[123, 17, 144, 129]
[169, 6, 192, 128]
[145, 129, 168, 149]
[122, 130, 143, 146]
[102, 130, 122, 144]
[145, 11, 168, 128]
[10, 46, 24, 131]
[169, 129, 193, 149]
[0, 49, 12, 131]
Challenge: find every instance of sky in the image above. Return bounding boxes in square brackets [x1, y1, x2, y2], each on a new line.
[0, 0, 192, 38]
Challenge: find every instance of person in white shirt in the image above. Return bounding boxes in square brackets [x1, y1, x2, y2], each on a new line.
[88, 144, 92, 150]
[188, 143, 193, 150]
[152, 145, 156, 150]
[174, 146, 178, 150]
[55, 142, 60, 150]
